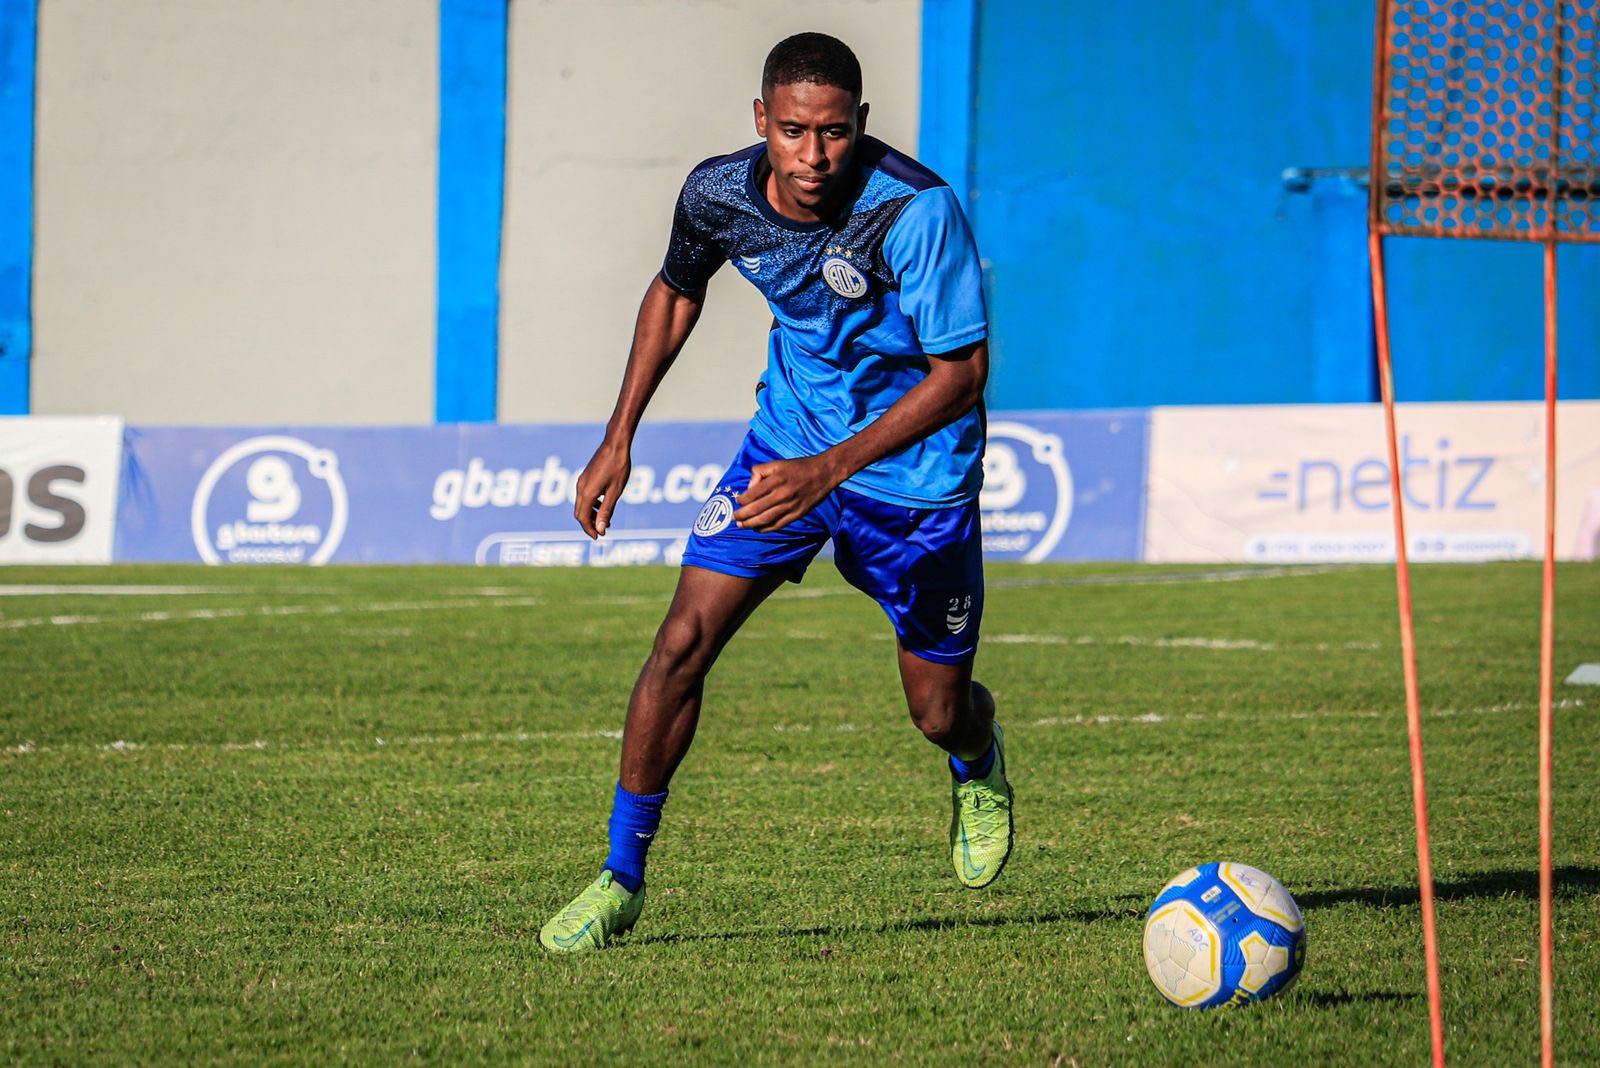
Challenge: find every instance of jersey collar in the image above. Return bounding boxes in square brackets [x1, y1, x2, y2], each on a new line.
[746, 150, 865, 234]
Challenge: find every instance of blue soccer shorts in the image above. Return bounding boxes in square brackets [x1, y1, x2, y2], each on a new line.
[681, 432, 984, 664]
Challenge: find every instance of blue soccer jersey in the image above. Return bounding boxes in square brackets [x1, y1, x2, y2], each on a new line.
[659, 137, 988, 508]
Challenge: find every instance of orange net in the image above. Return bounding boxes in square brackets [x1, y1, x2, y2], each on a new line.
[1372, 0, 1600, 241]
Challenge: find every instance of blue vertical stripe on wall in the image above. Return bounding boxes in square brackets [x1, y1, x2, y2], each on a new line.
[918, 0, 978, 211]
[435, 0, 507, 423]
[0, 0, 36, 415]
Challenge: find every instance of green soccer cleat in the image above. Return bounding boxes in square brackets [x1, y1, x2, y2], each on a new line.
[538, 870, 645, 953]
[949, 721, 1014, 889]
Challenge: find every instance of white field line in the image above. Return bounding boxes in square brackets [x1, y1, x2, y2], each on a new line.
[986, 633, 1382, 652]
[986, 565, 1354, 590]
[0, 597, 545, 631]
[4, 728, 625, 757]
[5, 596, 1337, 655]
[760, 566, 1353, 602]
[0, 585, 231, 596]
[1033, 697, 1588, 728]
[0, 566, 1347, 625]
[6, 698, 1585, 758]
[0, 584, 342, 597]
[735, 629, 1379, 652]
[779, 566, 1355, 598]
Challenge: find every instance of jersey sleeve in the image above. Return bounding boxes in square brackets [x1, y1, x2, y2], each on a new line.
[881, 185, 988, 354]
[659, 176, 725, 295]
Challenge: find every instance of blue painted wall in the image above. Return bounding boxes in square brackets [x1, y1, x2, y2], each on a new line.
[919, 0, 977, 209]
[0, 0, 35, 415]
[963, 2, 1599, 409]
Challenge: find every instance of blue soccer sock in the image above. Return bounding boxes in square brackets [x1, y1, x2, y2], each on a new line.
[949, 732, 996, 783]
[602, 782, 668, 894]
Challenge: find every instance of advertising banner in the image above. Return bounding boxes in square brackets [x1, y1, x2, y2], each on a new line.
[979, 410, 1147, 562]
[117, 422, 746, 565]
[1145, 401, 1600, 563]
[0, 416, 123, 563]
[115, 410, 1150, 566]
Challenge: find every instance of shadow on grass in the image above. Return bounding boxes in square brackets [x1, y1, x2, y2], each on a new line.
[1294, 990, 1421, 1008]
[624, 867, 1599, 949]
[629, 900, 1146, 947]
[1298, 865, 1600, 911]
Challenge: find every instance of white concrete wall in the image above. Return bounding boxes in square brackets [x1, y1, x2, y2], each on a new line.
[33, 0, 437, 425]
[28, 1, 920, 426]
[499, 0, 921, 424]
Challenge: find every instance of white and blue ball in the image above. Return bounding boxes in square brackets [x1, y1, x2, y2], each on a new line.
[1142, 861, 1306, 1009]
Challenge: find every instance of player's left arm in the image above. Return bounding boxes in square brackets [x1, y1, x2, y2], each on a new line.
[733, 340, 987, 532]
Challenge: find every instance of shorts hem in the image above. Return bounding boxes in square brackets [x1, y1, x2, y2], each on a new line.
[680, 555, 806, 583]
[899, 641, 979, 665]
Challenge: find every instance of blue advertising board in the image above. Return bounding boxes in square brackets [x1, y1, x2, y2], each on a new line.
[117, 422, 747, 565]
[115, 411, 1148, 565]
[978, 410, 1147, 562]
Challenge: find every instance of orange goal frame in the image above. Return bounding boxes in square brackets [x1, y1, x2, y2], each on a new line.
[1368, 2, 1597, 1065]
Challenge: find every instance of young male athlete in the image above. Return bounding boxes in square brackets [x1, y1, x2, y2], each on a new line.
[540, 32, 1011, 952]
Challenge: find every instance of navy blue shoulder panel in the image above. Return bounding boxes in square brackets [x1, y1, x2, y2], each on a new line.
[689, 142, 765, 177]
[691, 138, 942, 190]
[857, 137, 947, 193]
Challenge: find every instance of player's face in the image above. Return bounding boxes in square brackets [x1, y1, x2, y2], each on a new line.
[753, 81, 868, 222]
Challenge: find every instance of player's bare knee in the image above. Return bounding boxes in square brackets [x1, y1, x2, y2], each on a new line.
[645, 613, 717, 684]
[910, 678, 995, 748]
[907, 687, 966, 746]
[912, 713, 959, 749]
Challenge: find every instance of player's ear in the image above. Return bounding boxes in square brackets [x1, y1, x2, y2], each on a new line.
[856, 101, 869, 135]
[753, 97, 767, 138]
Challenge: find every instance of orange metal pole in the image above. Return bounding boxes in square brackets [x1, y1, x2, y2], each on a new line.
[1539, 238, 1558, 1068]
[1370, 9, 1443, 1062]
[1369, 229, 1447, 1068]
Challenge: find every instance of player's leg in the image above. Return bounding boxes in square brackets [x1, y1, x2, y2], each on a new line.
[539, 566, 784, 953]
[897, 649, 1012, 889]
[541, 432, 832, 952]
[832, 490, 1012, 888]
[896, 646, 993, 760]
[619, 565, 790, 795]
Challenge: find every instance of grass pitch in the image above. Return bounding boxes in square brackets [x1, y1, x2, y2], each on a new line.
[3, 561, 1597, 1064]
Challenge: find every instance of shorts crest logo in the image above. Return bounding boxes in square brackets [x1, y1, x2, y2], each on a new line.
[692, 493, 736, 537]
[821, 257, 868, 299]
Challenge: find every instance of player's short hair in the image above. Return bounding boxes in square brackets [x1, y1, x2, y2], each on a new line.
[761, 33, 862, 101]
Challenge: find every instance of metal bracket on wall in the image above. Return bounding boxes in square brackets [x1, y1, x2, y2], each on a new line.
[1282, 166, 1370, 194]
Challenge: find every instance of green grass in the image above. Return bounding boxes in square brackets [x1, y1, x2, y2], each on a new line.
[3, 561, 1597, 1064]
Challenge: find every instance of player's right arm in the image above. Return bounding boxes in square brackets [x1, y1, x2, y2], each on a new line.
[574, 274, 706, 539]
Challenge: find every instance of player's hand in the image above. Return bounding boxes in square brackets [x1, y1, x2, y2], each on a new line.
[574, 438, 631, 539]
[734, 455, 841, 532]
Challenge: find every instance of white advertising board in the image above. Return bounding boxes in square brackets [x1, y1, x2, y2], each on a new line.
[0, 416, 125, 563]
[1145, 402, 1600, 563]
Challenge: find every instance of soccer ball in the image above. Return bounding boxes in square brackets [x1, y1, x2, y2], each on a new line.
[1142, 861, 1306, 1009]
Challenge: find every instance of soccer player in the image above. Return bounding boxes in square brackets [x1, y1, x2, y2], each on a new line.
[539, 32, 1010, 952]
